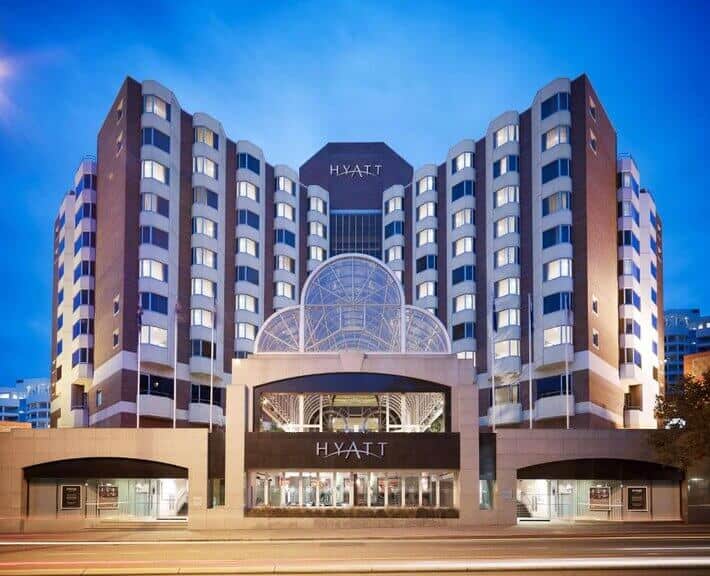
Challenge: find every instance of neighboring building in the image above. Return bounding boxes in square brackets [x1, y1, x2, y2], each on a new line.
[50, 74, 663, 430]
[664, 308, 710, 390]
[0, 379, 50, 429]
[684, 350, 710, 381]
[1, 256, 685, 532]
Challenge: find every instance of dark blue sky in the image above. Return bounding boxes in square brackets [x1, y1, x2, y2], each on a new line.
[0, 0, 708, 382]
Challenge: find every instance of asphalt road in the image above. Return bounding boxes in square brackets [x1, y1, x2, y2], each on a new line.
[0, 530, 708, 575]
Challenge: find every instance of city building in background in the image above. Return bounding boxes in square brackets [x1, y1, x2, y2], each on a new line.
[49, 73, 663, 430]
[0, 379, 50, 428]
[664, 308, 710, 391]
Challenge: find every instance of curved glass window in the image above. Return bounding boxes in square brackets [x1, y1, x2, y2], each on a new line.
[254, 254, 451, 354]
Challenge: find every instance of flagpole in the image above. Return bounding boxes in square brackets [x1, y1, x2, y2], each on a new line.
[172, 304, 178, 429]
[565, 314, 570, 430]
[136, 307, 142, 429]
[528, 293, 533, 430]
[209, 308, 215, 433]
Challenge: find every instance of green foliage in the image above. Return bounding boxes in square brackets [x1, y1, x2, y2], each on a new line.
[650, 371, 710, 470]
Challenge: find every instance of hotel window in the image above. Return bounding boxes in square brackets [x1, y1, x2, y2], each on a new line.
[452, 264, 474, 285]
[543, 325, 573, 347]
[140, 226, 169, 249]
[543, 258, 572, 281]
[309, 221, 326, 239]
[72, 318, 94, 338]
[113, 295, 120, 315]
[589, 128, 598, 153]
[494, 215, 519, 238]
[113, 330, 120, 348]
[495, 277, 520, 298]
[238, 181, 259, 202]
[541, 125, 570, 151]
[540, 91, 570, 119]
[143, 94, 170, 121]
[57, 289, 64, 305]
[141, 127, 170, 153]
[543, 291, 573, 314]
[56, 340, 63, 355]
[494, 246, 519, 268]
[417, 228, 435, 247]
[493, 124, 518, 148]
[275, 254, 295, 273]
[191, 308, 214, 328]
[589, 97, 598, 121]
[619, 347, 642, 368]
[494, 339, 520, 359]
[416, 281, 437, 299]
[416, 254, 437, 273]
[310, 196, 327, 214]
[193, 186, 219, 210]
[71, 347, 94, 366]
[237, 237, 258, 257]
[452, 151, 474, 173]
[191, 339, 216, 359]
[619, 288, 641, 310]
[74, 202, 97, 226]
[621, 318, 642, 338]
[618, 230, 640, 253]
[275, 281, 295, 299]
[192, 247, 217, 269]
[542, 224, 572, 249]
[417, 201, 436, 221]
[652, 341, 658, 356]
[617, 171, 640, 197]
[494, 185, 519, 208]
[393, 270, 403, 282]
[496, 308, 520, 329]
[57, 314, 63, 330]
[651, 287, 657, 304]
[140, 292, 168, 315]
[191, 278, 215, 299]
[492, 155, 518, 178]
[592, 329, 600, 348]
[592, 296, 599, 315]
[385, 245, 402, 263]
[384, 196, 402, 214]
[452, 207, 473, 229]
[237, 322, 257, 340]
[142, 159, 169, 185]
[73, 231, 96, 254]
[275, 229, 296, 247]
[649, 210, 657, 229]
[309, 246, 326, 261]
[451, 180, 474, 201]
[194, 126, 218, 150]
[458, 351, 475, 361]
[193, 156, 218, 180]
[452, 321, 474, 341]
[192, 216, 218, 239]
[541, 158, 570, 184]
[96, 389, 103, 407]
[237, 294, 258, 313]
[652, 314, 658, 330]
[542, 191, 572, 216]
[140, 325, 168, 348]
[238, 152, 260, 175]
[276, 202, 295, 222]
[618, 200, 640, 225]
[453, 294, 474, 313]
[619, 259, 641, 282]
[277, 176, 295, 195]
[238, 209, 260, 230]
[382, 220, 404, 239]
[453, 236, 474, 256]
[237, 265, 259, 285]
[417, 175, 435, 195]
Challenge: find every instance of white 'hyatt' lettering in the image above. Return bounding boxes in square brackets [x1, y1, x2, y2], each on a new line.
[316, 440, 387, 459]
[329, 164, 382, 178]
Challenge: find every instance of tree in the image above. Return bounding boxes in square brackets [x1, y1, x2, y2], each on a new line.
[650, 371, 710, 470]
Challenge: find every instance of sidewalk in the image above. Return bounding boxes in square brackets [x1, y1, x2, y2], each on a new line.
[2, 521, 708, 542]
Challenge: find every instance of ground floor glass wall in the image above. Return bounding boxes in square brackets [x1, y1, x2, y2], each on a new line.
[250, 471, 456, 509]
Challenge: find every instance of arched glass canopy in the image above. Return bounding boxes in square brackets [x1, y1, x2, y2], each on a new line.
[255, 254, 451, 354]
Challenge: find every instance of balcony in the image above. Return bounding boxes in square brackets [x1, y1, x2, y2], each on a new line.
[69, 403, 88, 427]
[188, 402, 224, 426]
[138, 393, 173, 419]
[624, 406, 643, 428]
[488, 402, 522, 425]
[534, 394, 575, 421]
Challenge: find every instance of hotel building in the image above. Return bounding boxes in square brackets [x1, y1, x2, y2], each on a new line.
[664, 308, 710, 390]
[49, 74, 663, 431]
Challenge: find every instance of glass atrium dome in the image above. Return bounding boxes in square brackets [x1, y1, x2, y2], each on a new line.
[255, 254, 451, 354]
